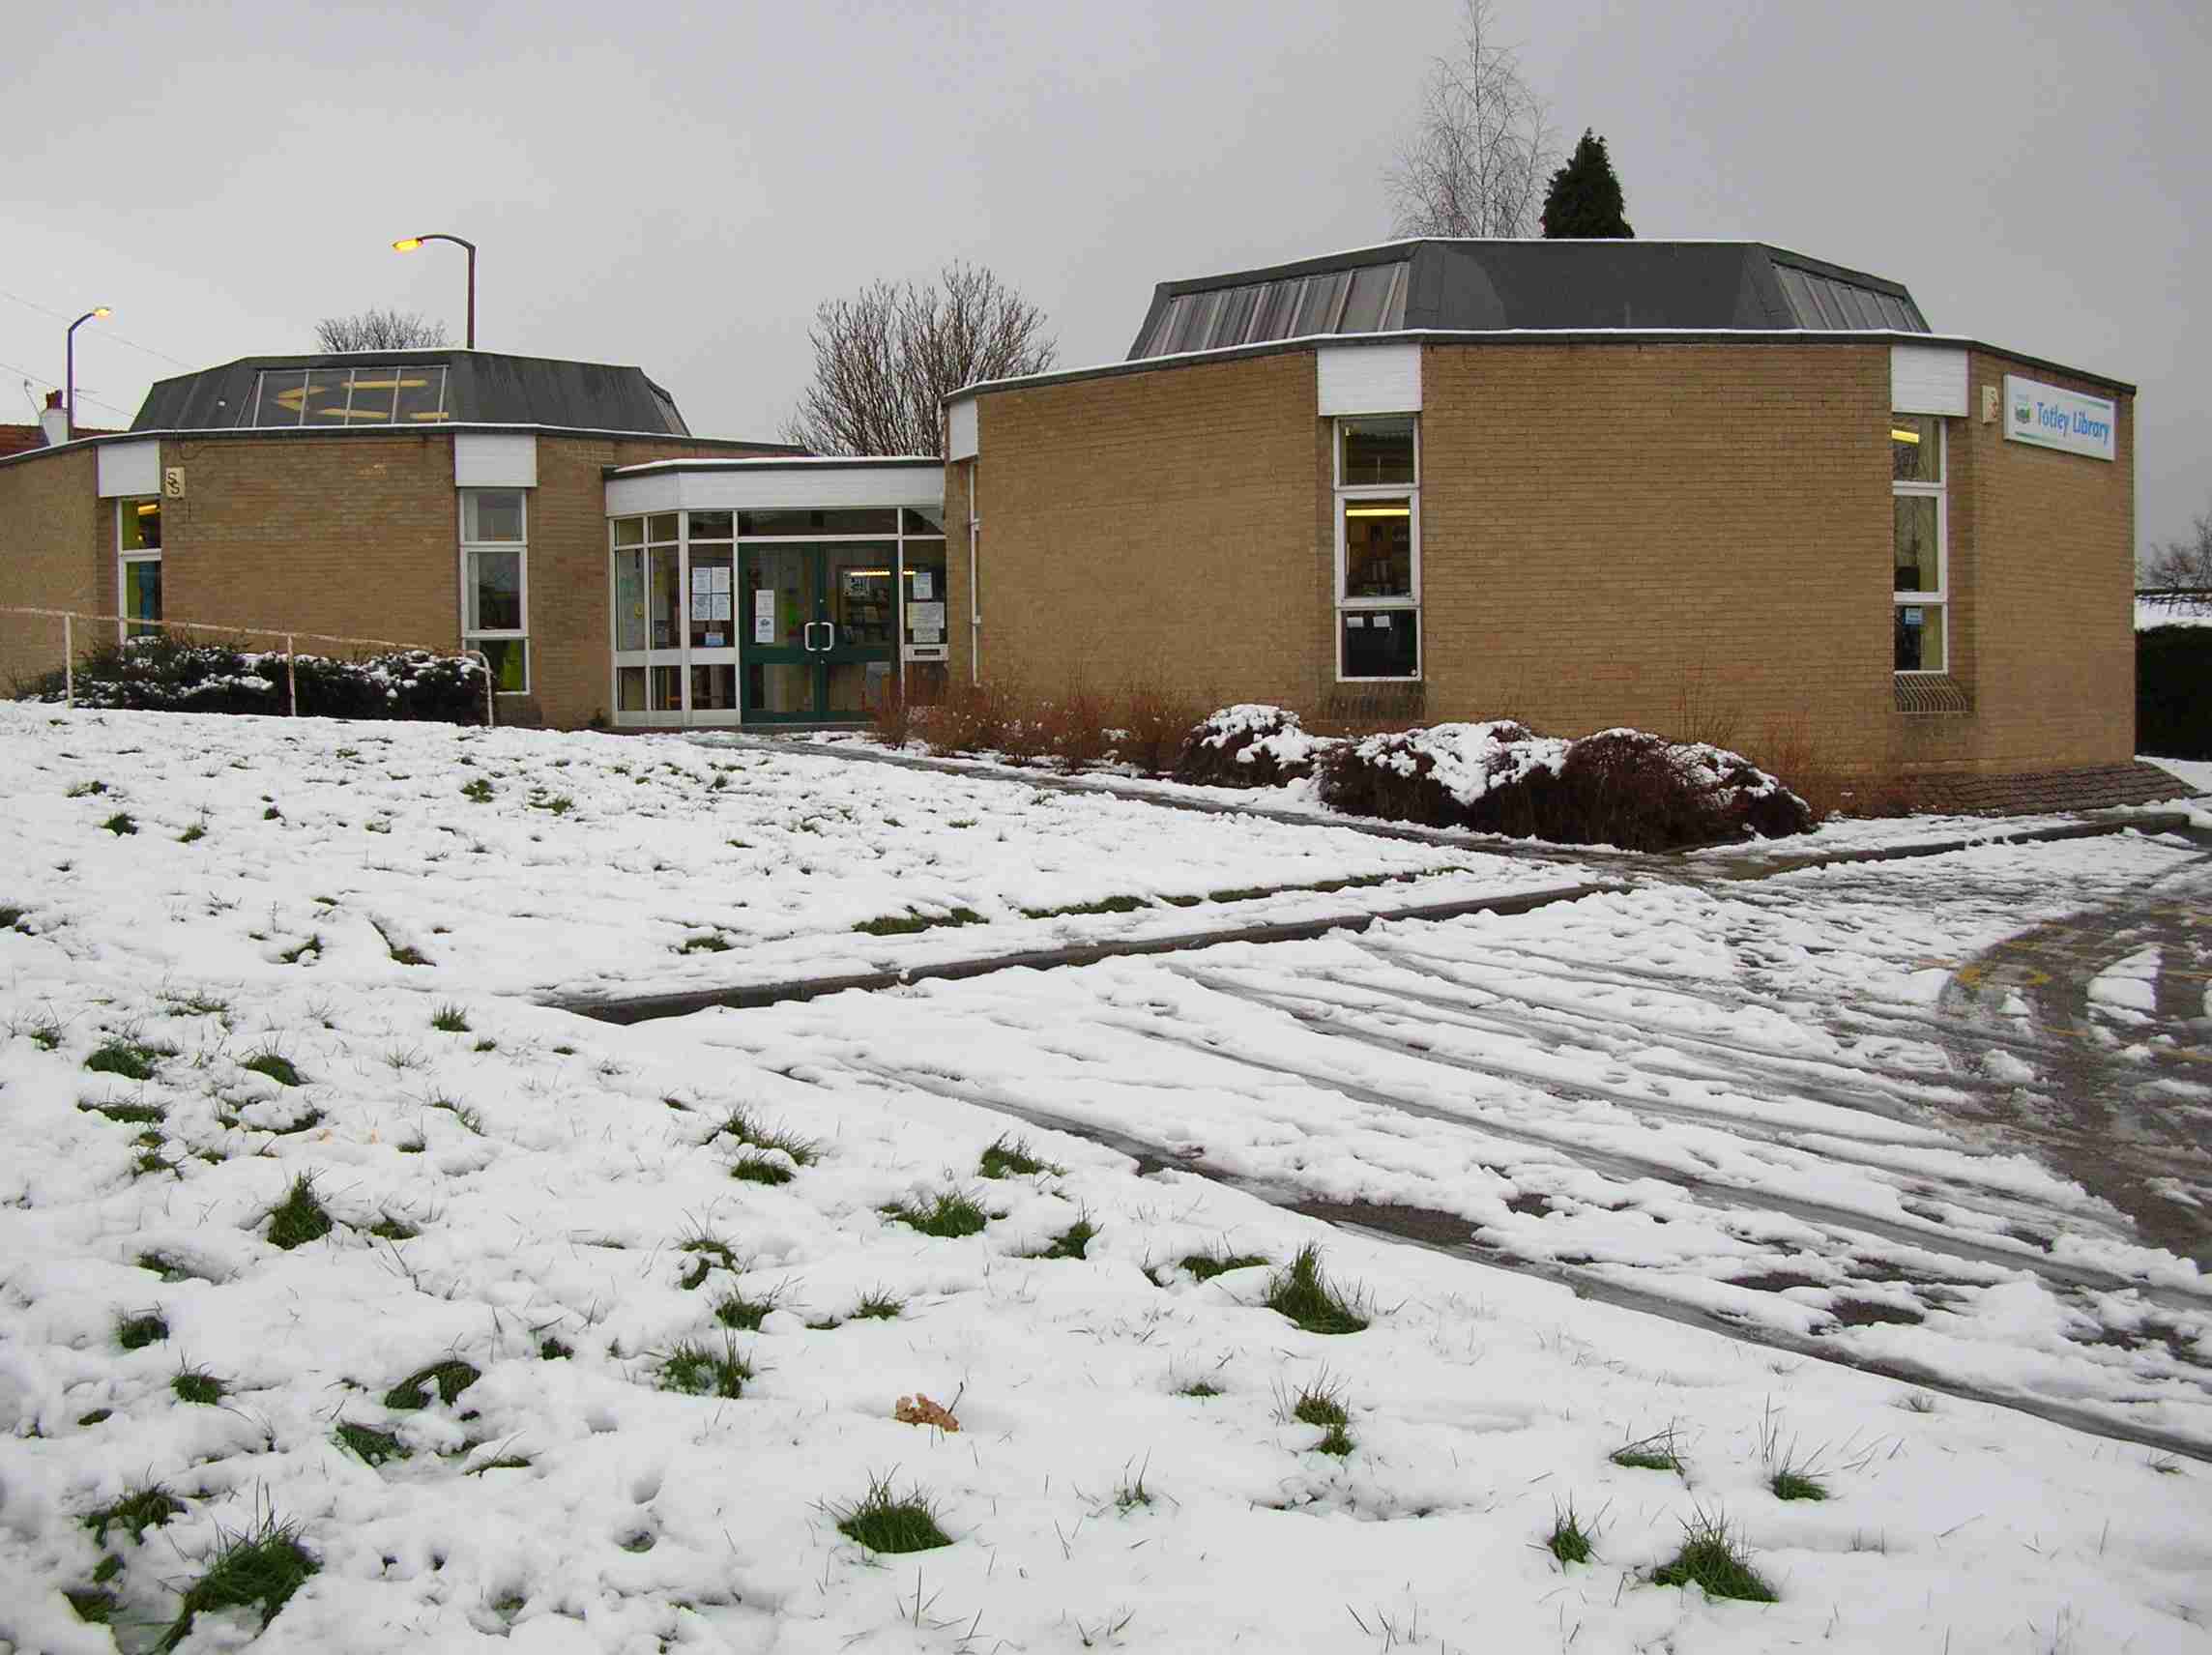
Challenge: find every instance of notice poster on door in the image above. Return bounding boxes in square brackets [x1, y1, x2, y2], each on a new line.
[753, 589, 777, 645]
[909, 600, 946, 643]
[912, 570, 934, 600]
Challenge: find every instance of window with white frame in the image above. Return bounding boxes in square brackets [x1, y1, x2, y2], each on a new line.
[461, 489, 528, 692]
[1335, 415, 1419, 680]
[1891, 415, 1946, 673]
[117, 498, 162, 641]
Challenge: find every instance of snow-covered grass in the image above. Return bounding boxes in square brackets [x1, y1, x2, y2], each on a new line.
[0, 706, 1586, 1005]
[3, 708, 2211, 1653]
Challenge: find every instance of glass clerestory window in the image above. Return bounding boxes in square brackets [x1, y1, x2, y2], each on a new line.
[1336, 416, 1419, 681]
[245, 364, 449, 426]
[1892, 415, 1946, 673]
[1137, 262, 1411, 359]
[461, 490, 528, 692]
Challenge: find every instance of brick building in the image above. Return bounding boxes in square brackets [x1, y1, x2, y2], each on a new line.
[946, 240, 2136, 778]
[0, 240, 2135, 779]
[0, 351, 946, 729]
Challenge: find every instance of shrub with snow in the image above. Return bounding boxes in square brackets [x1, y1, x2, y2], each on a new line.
[1319, 720, 1812, 849]
[1170, 704, 1327, 788]
[13, 634, 486, 724]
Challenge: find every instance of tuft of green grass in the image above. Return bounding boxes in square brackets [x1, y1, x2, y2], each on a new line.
[676, 1229, 743, 1290]
[460, 777, 495, 803]
[80, 1097, 165, 1125]
[335, 1421, 410, 1466]
[851, 1289, 906, 1321]
[156, 1506, 319, 1651]
[1771, 1468, 1827, 1501]
[538, 1336, 573, 1360]
[853, 907, 985, 936]
[277, 934, 323, 965]
[713, 1284, 786, 1331]
[19, 1010, 64, 1048]
[1315, 1422, 1354, 1457]
[428, 1094, 483, 1134]
[1284, 1371, 1351, 1428]
[1649, 1509, 1776, 1603]
[178, 822, 208, 844]
[171, 1368, 227, 1406]
[718, 1107, 818, 1166]
[66, 1585, 117, 1624]
[658, 1336, 751, 1399]
[1263, 1244, 1371, 1335]
[78, 1408, 113, 1426]
[69, 779, 108, 798]
[731, 1151, 795, 1186]
[471, 1035, 498, 1053]
[118, 1310, 170, 1350]
[1032, 1214, 1099, 1260]
[978, 1133, 1061, 1179]
[368, 1212, 420, 1241]
[678, 932, 733, 954]
[884, 1190, 991, 1239]
[1610, 1426, 1684, 1474]
[429, 1002, 471, 1033]
[384, 1359, 481, 1409]
[1546, 1499, 1600, 1566]
[1179, 1247, 1269, 1283]
[241, 1046, 306, 1087]
[1113, 1457, 1156, 1510]
[84, 1037, 171, 1081]
[265, 1173, 333, 1249]
[1899, 1392, 1937, 1414]
[101, 812, 137, 836]
[830, 1473, 952, 1553]
[1176, 1379, 1223, 1399]
[83, 1482, 186, 1546]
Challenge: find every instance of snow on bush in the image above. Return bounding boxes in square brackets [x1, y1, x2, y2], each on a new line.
[1170, 704, 1328, 788]
[13, 634, 485, 723]
[1318, 720, 1812, 849]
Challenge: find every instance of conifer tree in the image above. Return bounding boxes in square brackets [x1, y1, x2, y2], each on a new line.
[1540, 130, 1633, 239]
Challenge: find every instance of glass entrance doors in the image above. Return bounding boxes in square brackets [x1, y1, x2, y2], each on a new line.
[609, 505, 948, 727]
[741, 542, 896, 722]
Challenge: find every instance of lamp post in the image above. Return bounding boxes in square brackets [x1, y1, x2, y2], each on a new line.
[65, 307, 110, 441]
[392, 234, 477, 348]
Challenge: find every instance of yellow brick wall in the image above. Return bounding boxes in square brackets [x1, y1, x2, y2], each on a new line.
[954, 340, 2136, 777]
[0, 448, 102, 686]
[3, 432, 782, 727]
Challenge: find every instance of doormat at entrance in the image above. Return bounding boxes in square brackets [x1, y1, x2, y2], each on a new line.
[1905, 761, 2198, 816]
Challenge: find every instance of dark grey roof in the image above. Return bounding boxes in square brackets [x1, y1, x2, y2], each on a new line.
[131, 349, 691, 435]
[1127, 240, 1929, 359]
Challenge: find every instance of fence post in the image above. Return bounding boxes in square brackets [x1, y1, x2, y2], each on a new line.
[285, 635, 298, 717]
[63, 613, 73, 710]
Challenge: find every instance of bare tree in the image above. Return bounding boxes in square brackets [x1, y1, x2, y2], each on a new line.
[783, 263, 1058, 456]
[313, 308, 451, 353]
[1385, 0, 1556, 239]
[2140, 505, 2212, 596]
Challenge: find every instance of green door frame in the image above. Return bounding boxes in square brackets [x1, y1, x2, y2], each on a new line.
[739, 544, 893, 723]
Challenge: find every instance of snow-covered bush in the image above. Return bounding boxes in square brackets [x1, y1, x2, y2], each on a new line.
[1319, 720, 1812, 849]
[1171, 704, 1327, 788]
[1317, 720, 1567, 834]
[13, 634, 486, 724]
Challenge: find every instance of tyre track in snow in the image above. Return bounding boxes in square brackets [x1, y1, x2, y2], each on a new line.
[797, 1041, 2212, 1464]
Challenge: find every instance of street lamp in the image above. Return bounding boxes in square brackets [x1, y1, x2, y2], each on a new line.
[66, 306, 110, 441]
[392, 233, 477, 348]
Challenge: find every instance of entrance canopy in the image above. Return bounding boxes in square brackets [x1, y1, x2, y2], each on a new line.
[601, 457, 946, 728]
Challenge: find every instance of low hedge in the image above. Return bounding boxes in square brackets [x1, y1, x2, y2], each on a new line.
[2138, 625, 2212, 759]
[13, 634, 486, 723]
[1170, 704, 1326, 788]
[1317, 722, 1811, 849]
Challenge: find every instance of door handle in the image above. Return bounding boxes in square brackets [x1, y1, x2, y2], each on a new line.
[819, 622, 836, 651]
[801, 621, 827, 652]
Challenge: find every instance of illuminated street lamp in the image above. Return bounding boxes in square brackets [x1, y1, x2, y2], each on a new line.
[66, 306, 110, 441]
[393, 233, 478, 348]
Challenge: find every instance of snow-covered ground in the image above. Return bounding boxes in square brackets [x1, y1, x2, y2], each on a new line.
[4, 708, 2211, 1654]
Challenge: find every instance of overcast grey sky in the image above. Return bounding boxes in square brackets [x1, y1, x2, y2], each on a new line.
[6, 0, 2205, 552]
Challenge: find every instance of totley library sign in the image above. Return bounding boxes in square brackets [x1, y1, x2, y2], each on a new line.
[2005, 374, 2116, 462]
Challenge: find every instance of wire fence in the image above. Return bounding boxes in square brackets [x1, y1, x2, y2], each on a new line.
[0, 605, 495, 727]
